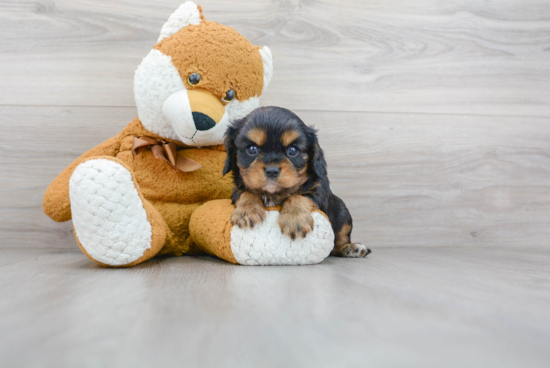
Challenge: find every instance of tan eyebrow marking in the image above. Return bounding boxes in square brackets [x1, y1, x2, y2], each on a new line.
[246, 128, 267, 146]
[281, 130, 300, 146]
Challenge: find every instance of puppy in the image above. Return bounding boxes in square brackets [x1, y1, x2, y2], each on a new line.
[223, 106, 370, 258]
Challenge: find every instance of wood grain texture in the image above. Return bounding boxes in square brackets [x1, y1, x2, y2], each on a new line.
[0, 0, 549, 115]
[2, 105, 550, 249]
[0, 247, 549, 367]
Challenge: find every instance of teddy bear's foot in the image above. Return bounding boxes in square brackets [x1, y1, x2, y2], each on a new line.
[190, 199, 335, 266]
[69, 157, 169, 267]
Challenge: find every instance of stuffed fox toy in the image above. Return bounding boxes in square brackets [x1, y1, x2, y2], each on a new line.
[43, 2, 335, 266]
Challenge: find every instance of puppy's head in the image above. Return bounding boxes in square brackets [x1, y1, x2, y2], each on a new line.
[223, 107, 327, 196]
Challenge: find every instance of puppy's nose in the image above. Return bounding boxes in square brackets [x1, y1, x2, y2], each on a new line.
[264, 166, 280, 179]
[192, 112, 216, 131]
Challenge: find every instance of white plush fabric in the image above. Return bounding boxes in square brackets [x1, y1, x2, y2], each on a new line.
[225, 96, 260, 121]
[134, 49, 185, 141]
[230, 211, 334, 266]
[259, 46, 273, 94]
[161, 88, 196, 146]
[157, 1, 203, 43]
[69, 159, 153, 266]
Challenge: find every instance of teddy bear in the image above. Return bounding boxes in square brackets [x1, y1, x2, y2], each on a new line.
[43, 2, 335, 267]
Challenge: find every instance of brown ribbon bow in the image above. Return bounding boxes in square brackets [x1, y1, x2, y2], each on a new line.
[131, 136, 203, 173]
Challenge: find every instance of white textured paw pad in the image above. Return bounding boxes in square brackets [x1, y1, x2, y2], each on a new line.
[230, 211, 334, 266]
[69, 159, 152, 266]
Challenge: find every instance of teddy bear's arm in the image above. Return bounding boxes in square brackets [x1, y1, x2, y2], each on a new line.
[43, 136, 122, 222]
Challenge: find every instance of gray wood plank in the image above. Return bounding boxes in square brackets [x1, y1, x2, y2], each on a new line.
[0, 0, 549, 116]
[0, 248, 61, 268]
[2, 105, 550, 249]
[0, 247, 548, 368]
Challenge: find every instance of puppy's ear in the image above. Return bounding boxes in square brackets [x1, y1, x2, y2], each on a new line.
[306, 125, 328, 181]
[223, 120, 242, 176]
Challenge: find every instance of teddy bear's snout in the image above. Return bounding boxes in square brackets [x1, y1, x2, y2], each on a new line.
[162, 88, 230, 144]
[187, 89, 226, 130]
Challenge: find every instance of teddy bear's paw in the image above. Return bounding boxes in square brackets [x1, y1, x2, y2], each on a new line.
[69, 159, 153, 266]
[277, 211, 314, 240]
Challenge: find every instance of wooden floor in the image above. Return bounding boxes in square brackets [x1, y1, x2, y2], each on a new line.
[0, 247, 549, 368]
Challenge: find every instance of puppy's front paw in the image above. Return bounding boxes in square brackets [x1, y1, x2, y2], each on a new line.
[278, 211, 314, 240]
[278, 195, 317, 240]
[231, 191, 266, 229]
[231, 206, 266, 229]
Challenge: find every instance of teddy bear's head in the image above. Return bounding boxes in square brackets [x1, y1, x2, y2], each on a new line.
[134, 1, 273, 146]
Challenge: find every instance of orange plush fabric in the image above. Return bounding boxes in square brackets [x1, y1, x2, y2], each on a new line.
[155, 21, 265, 101]
[189, 199, 238, 263]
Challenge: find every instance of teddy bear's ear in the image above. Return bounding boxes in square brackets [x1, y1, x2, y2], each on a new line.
[157, 1, 205, 43]
[259, 46, 273, 94]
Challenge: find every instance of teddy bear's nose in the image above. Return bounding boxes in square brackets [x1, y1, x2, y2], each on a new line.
[192, 112, 216, 131]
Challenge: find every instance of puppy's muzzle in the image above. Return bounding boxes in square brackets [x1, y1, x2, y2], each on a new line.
[188, 89, 225, 131]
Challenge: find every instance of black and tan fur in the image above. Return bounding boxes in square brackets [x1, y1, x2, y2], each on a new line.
[223, 106, 370, 258]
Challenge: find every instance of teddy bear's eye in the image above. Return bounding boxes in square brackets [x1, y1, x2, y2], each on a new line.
[188, 73, 201, 86]
[222, 89, 235, 103]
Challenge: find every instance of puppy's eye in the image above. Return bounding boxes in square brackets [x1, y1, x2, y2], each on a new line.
[246, 145, 258, 155]
[188, 73, 201, 86]
[222, 89, 235, 103]
[287, 146, 299, 157]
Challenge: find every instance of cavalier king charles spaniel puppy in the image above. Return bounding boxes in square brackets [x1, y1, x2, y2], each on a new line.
[223, 106, 370, 257]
